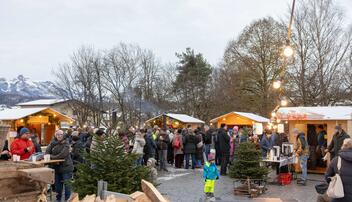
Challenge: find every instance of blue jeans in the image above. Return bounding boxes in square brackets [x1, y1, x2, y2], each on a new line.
[299, 155, 308, 181]
[185, 153, 195, 169]
[204, 144, 211, 160]
[55, 172, 73, 201]
[136, 156, 143, 166]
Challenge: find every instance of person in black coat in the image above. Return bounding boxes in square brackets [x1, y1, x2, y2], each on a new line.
[325, 138, 352, 202]
[71, 135, 84, 169]
[218, 124, 230, 175]
[0, 140, 11, 160]
[143, 129, 157, 165]
[326, 125, 350, 159]
[183, 129, 198, 169]
[46, 130, 74, 201]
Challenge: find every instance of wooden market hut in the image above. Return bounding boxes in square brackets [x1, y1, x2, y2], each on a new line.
[145, 113, 204, 129]
[277, 106, 352, 173]
[0, 107, 75, 145]
[209, 111, 270, 130]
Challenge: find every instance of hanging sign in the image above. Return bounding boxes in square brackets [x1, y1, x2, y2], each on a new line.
[253, 123, 263, 135]
[278, 124, 285, 133]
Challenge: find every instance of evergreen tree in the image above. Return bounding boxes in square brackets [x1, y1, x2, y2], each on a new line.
[71, 134, 152, 197]
[229, 142, 268, 179]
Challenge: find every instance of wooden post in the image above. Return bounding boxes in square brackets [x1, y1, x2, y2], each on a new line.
[97, 180, 108, 200]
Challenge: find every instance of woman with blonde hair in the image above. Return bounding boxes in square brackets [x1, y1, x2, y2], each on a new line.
[324, 138, 352, 202]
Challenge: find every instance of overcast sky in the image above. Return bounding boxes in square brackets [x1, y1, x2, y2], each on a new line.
[1, 0, 351, 81]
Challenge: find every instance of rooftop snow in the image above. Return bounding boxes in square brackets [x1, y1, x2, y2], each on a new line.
[146, 113, 204, 124]
[277, 106, 352, 120]
[17, 99, 66, 106]
[210, 112, 270, 123]
[0, 107, 47, 120]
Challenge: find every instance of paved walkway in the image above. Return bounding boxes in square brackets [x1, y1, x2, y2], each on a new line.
[157, 166, 324, 202]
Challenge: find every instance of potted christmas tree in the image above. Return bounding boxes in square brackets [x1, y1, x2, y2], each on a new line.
[229, 141, 269, 197]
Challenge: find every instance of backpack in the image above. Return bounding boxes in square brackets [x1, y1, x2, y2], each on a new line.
[173, 136, 181, 149]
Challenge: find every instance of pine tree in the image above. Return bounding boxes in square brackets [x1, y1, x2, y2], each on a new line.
[229, 141, 268, 179]
[71, 134, 152, 197]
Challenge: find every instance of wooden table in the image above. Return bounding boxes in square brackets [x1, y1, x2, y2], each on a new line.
[20, 159, 64, 165]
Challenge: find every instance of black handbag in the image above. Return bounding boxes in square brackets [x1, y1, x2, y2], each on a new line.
[315, 182, 329, 194]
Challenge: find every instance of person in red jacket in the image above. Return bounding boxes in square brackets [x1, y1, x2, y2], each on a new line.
[10, 127, 35, 160]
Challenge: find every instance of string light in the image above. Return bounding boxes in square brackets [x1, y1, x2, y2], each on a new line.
[283, 45, 294, 57]
[281, 99, 288, 106]
[271, 112, 276, 118]
[273, 81, 282, 89]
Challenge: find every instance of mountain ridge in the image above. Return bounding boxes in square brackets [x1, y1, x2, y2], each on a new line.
[0, 75, 57, 107]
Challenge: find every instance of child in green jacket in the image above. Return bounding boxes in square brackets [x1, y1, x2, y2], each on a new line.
[203, 154, 220, 198]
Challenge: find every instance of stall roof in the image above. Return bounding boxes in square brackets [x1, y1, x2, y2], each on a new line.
[17, 99, 67, 106]
[210, 112, 270, 123]
[277, 106, 352, 120]
[0, 107, 74, 121]
[146, 113, 204, 124]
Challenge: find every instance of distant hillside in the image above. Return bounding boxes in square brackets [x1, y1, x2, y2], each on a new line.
[0, 75, 57, 107]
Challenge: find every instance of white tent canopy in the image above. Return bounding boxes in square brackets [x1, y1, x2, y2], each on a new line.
[17, 99, 66, 107]
[277, 106, 352, 120]
[0, 107, 74, 121]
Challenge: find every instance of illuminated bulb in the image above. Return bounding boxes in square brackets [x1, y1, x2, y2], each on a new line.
[271, 112, 276, 118]
[273, 125, 278, 129]
[20, 119, 24, 123]
[53, 114, 57, 117]
[276, 119, 281, 123]
[175, 121, 179, 125]
[222, 118, 226, 121]
[210, 123, 213, 126]
[273, 81, 281, 89]
[281, 99, 288, 106]
[283, 45, 294, 57]
[39, 115, 42, 118]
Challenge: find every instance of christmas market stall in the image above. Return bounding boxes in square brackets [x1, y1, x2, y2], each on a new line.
[209, 111, 269, 133]
[145, 113, 204, 129]
[276, 106, 352, 173]
[0, 107, 75, 146]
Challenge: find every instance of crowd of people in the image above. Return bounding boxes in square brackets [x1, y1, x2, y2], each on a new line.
[1, 122, 352, 201]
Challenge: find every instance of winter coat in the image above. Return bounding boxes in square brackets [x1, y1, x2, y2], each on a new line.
[172, 134, 183, 155]
[325, 149, 352, 202]
[203, 161, 220, 180]
[132, 137, 146, 155]
[270, 132, 280, 148]
[294, 133, 309, 156]
[0, 140, 10, 160]
[71, 141, 84, 165]
[144, 133, 157, 156]
[317, 130, 327, 147]
[328, 131, 350, 158]
[10, 138, 35, 160]
[46, 139, 74, 174]
[218, 128, 230, 155]
[157, 133, 169, 151]
[183, 133, 198, 154]
[203, 130, 212, 145]
[260, 135, 270, 158]
[195, 133, 203, 160]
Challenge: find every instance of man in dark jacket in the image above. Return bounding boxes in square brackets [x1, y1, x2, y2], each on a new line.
[203, 125, 212, 161]
[71, 135, 84, 168]
[260, 132, 270, 159]
[46, 130, 74, 201]
[325, 138, 352, 202]
[326, 125, 350, 159]
[157, 130, 169, 171]
[218, 124, 230, 175]
[183, 129, 198, 169]
[143, 129, 157, 165]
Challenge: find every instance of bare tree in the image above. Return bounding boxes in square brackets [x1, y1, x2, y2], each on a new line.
[287, 0, 352, 106]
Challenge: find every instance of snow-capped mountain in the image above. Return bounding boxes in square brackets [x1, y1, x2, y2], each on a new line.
[0, 75, 57, 106]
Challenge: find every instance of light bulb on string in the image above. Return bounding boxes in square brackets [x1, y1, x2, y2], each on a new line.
[273, 80, 282, 89]
[281, 98, 288, 106]
[283, 45, 294, 57]
[271, 112, 276, 118]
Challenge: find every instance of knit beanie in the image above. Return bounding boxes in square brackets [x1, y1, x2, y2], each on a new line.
[19, 127, 30, 136]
